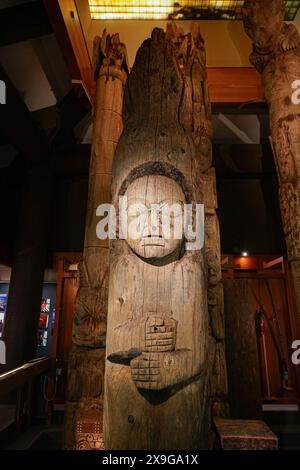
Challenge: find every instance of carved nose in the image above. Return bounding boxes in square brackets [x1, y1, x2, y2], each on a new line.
[141, 213, 160, 238]
[255, 39, 264, 50]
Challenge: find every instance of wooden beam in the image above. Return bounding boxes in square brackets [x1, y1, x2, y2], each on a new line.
[44, 0, 94, 101]
[262, 256, 284, 271]
[207, 68, 265, 104]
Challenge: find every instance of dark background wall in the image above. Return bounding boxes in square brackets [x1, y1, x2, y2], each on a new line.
[212, 109, 285, 255]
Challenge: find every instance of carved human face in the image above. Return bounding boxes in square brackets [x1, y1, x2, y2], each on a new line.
[242, 0, 285, 54]
[123, 175, 186, 260]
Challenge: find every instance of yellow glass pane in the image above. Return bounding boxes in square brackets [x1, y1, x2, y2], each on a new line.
[88, 0, 300, 20]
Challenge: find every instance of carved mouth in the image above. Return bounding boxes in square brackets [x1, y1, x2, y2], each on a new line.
[142, 235, 164, 247]
[255, 44, 272, 55]
[143, 243, 165, 247]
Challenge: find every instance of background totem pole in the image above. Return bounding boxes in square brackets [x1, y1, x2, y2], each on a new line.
[242, 0, 300, 333]
[103, 24, 227, 450]
[64, 31, 128, 449]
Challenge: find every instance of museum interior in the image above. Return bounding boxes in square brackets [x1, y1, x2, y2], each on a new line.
[0, 0, 300, 452]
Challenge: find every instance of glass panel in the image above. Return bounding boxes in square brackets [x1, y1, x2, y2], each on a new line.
[88, 0, 300, 20]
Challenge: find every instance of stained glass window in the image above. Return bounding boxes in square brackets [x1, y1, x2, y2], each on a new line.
[88, 0, 300, 21]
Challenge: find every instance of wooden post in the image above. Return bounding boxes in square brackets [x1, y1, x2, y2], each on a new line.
[63, 31, 128, 449]
[2, 164, 52, 370]
[242, 0, 300, 333]
[223, 280, 263, 419]
[103, 25, 223, 450]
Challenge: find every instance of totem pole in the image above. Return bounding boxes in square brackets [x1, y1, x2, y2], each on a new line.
[166, 22, 228, 419]
[242, 0, 300, 332]
[64, 31, 128, 449]
[103, 25, 226, 450]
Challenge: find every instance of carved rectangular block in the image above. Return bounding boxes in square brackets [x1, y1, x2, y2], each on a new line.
[76, 416, 104, 450]
[214, 418, 278, 450]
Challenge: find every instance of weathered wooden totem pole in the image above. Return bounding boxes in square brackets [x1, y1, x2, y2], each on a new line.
[103, 24, 227, 450]
[242, 0, 300, 332]
[64, 31, 128, 449]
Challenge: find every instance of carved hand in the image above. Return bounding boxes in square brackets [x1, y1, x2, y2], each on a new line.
[130, 315, 193, 390]
[130, 352, 161, 389]
[144, 315, 177, 353]
[130, 315, 176, 390]
[130, 350, 193, 391]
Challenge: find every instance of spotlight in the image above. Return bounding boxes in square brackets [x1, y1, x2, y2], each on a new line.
[242, 251, 248, 257]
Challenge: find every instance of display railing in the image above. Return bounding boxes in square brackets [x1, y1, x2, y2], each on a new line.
[0, 357, 51, 436]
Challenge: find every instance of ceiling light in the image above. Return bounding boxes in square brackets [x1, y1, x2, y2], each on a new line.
[88, 1, 300, 21]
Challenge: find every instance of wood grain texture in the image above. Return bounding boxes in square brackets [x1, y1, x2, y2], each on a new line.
[242, 0, 300, 334]
[104, 24, 226, 450]
[214, 418, 278, 450]
[207, 68, 264, 103]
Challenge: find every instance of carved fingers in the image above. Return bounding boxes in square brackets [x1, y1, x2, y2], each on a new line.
[130, 352, 161, 389]
[130, 316, 180, 390]
[144, 315, 177, 353]
[131, 350, 193, 391]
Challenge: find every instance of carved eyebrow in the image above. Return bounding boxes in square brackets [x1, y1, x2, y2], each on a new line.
[159, 199, 185, 207]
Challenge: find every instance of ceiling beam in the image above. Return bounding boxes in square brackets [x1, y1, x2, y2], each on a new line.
[43, 0, 94, 102]
[207, 68, 265, 104]
[218, 113, 255, 144]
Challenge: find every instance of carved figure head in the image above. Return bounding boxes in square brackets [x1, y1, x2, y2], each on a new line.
[206, 249, 222, 286]
[242, 0, 285, 54]
[124, 175, 186, 261]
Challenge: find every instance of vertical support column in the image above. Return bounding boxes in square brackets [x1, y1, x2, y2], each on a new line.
[64, 31, 128, 450]
[242, 0, 300, 333]
[2, 163, 52, 370]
